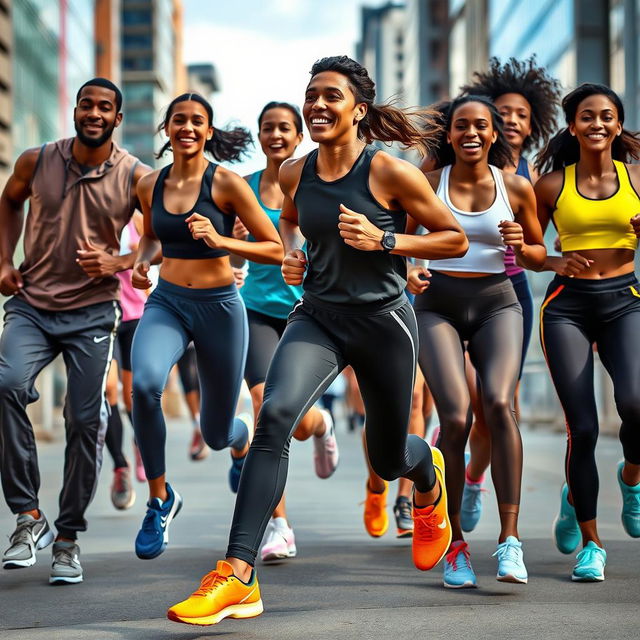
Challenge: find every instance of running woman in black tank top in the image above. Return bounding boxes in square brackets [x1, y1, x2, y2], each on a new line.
[167, 56, 468, 627]
[129, 93, 283, 562]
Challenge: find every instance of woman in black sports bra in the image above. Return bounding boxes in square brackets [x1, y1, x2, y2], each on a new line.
[129, 93, 283, 562]
[167, 56, 468, 627]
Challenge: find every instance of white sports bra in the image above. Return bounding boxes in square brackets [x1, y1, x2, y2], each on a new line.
[426, 164, 514, 274]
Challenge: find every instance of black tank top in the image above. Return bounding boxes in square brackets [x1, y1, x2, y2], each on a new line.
[151, 162, 234, 259]
[295, 145, 407, 307]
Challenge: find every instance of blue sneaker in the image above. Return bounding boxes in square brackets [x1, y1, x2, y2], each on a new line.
[493, 536, 528, 584]
[443, 540, 477, 589]
[553, 483, 581, 554]
[572, 541, 606, 582]
[135, 483, 182, 559]
[617, 461, 640, 538]
[229, 454, 246, 494]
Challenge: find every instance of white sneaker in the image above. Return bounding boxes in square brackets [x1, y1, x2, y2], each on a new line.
[260, 518, 297, 563]
[313, 409, 339, 479]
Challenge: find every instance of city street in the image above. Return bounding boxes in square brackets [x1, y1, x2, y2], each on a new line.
[1, 418, 639, 639]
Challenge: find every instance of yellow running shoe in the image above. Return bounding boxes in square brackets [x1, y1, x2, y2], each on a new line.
[167, 560, 263, 626]
[412, 446, 452, 571]
[364, 481, 389, 537]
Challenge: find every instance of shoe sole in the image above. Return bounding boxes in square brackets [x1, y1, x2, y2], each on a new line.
[396, 528, 413, 539]
[571, 573, 604, 582]
[136, 493, 183, 560]
[167, 599, 264, 626]
[262, 550, 297, 563]
[444, 580, 478, 589]
[496, 573, 528, 584]
[2, 529, 54, 569]
[49, 574, 83, 585]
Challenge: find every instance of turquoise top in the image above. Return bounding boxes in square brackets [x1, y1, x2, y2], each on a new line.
[240, 170, 304, 319]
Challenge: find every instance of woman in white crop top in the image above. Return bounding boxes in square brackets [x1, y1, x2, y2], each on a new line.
[408, 95, 545, 588]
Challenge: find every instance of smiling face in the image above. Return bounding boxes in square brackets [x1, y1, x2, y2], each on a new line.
[73, 85, 122, 148]
[258, 107, 303, 163]
[164, 100, 213, 157]
[447, 101, 497, 164]
[494, 92, 532, 152]
[569, 94, 622, 153]
[302, 71, 367, 144]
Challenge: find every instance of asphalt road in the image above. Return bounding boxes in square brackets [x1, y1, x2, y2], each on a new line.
[1, 417, 639, 639]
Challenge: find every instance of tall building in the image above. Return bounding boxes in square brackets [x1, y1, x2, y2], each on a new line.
[0, 0, 11, 188]
[120, 0, 186, 166]
[449, 0, 488, 96]
[187, 63, 220, 97]
[356, 2, 406, 104]
[95, 0, 121, 85]
[403, 0, 449, 109]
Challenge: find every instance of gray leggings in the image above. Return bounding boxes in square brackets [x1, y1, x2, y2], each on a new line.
[414, 271, 523, 517]
[131, 279, 249, 480]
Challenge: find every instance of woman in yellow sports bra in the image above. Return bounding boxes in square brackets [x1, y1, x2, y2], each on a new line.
[534, 83, 640, 583]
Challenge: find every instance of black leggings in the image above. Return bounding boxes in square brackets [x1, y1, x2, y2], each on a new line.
[414, 272, 523, 519]
[176, 343, 199, 395]
[244, 309, 287, 389]
[227, 297, 436, 565]
[541, 273, 640, 522]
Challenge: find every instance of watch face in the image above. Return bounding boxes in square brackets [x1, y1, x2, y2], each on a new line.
[383, 232, 395, 250]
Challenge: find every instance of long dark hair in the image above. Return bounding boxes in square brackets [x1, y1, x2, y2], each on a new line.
[460, 56, 561, 152]
[535, 83, 640, 173]
[428, 95, 514, 169]
[309, 55, 441, 157]
[258, 101, 303, 133]
[156, 92, 253, 162]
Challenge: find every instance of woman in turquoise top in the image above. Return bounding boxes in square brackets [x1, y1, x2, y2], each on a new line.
[233, 102, 339, 563]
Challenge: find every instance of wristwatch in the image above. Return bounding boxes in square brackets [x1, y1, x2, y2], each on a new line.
[381, 231, 396, 252]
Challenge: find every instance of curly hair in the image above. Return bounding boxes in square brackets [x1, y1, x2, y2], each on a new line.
[460, 56, 561, 152]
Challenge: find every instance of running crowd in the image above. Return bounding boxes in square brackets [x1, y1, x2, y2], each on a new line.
[0, 54, 639, 625]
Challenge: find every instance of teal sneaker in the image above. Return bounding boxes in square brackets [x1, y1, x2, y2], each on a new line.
[617, 461, 640, 538]
[572, 541, 606, 582]
[461, 451, 484, 533]
[493, 536, 528, 584]
[553, 484, 581, 554]
[443, 540, 477, 589]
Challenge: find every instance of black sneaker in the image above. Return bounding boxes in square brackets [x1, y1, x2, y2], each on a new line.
[393, 496, 414, 538]
[2, 512, 54, 569]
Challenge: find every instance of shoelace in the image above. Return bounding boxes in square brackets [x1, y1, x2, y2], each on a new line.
[9, 521, 38, 546]
[193, 570, 228, 597]
[622, 491, 640, 511]
[413, 511, 442, 544]
[53, 547, 77, 567]
[141, 505, 162, 534]
[445, 543, 471, 571]
[364, 493, 385, 515]
[492, 541, 520, 563]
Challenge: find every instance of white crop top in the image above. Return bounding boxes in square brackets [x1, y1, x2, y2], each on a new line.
[425, 164, 514, 274]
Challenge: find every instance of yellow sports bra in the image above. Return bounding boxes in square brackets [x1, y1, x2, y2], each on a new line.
[554, 160, 639, 252]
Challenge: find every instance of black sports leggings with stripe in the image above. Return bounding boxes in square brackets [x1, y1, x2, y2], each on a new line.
[541, 273, 640, 522]
[226, 297, 437, 565]
[414, 272, 524, 522]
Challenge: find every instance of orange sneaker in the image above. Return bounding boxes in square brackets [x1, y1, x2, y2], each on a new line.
[364, 481, 389, 537]
[167, 560, 263, 626]
[412, 446, 452, 571]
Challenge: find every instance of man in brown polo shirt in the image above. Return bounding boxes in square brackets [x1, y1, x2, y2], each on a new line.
[0, 78, 150, 584]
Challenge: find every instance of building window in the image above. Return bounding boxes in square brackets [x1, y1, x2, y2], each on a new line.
[123, 56, 153, 71]
[122, 9, 151, 26]
[122, 34, 153, 49]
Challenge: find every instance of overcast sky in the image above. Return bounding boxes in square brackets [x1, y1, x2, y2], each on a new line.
[182, 0, 369, 174]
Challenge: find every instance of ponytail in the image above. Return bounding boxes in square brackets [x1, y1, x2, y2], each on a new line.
[156, 92, 253, 162]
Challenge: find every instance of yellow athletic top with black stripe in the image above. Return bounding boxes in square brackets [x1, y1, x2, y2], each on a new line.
[554, 160, 639, 252]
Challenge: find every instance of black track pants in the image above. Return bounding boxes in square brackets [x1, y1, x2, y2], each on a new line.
[226, 297, 436, 565]
[541, 273, 640, 522]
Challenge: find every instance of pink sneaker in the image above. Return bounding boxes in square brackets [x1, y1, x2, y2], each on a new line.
[133, 442, 146, 483]
[260, 518, 297, 563]
[189, 429, 209, 461]
[313, 409, 339, 479]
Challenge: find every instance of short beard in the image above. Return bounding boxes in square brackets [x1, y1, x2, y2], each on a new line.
[74, 120, 116, 148]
